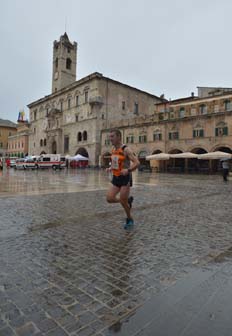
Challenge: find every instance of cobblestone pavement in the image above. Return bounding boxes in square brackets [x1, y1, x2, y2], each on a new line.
[0, 169, 232, 335]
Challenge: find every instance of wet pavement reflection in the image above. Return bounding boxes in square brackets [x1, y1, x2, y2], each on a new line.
[0, 168, 219, 197]
[0, 169, 232, 335]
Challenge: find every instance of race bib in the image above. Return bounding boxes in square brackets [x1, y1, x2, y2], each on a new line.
[111, 155, 119, 169]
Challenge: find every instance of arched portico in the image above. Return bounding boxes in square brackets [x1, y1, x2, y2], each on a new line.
[167, 149, 184, 173]
[168, 149, 182, 154]
[138, 150, 148, 165]
[70, 147, 89, 168]
[75, 147, 89, 157]
[152, 149, 162, 154]
[189, 147, 209, 173]
[191, 147, 207, 154]
[150, 149, 165, 172]
[211, 145, 232, 153]
[210, 146, 232, 172]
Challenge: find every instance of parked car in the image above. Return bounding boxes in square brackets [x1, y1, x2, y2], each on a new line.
[138, 164, 152, 172]
[24, 158, 37, 169]
[15, 159, 26, 170]
[9, 157, 18, 168]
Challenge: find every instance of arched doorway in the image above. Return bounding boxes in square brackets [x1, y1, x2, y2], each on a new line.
[138, 150, 148, 165]
[52, 141, 57, 154]
[151, 149, 163, 172]
[75, 147, 89, 157]
[40, 151, 46, 155]
[211, 146, 232, 173]
[152, 149, 162, 154]
[71, 148, 89, 168]
[191, 147, 208, 173]
[168, 149, 183, 173]
[214, 146, 232, 153]
[138, 150, 150, 170]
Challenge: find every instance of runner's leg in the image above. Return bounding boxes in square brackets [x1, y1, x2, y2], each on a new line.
[119, 185, 131, 219]
[106, 184, 121, 203]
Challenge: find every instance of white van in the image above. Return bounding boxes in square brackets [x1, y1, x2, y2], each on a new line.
[35, 154, 66, 169]
[15, 158, 37, 170]
[15, 158, 26, 170]
[9, 156, 18, 167]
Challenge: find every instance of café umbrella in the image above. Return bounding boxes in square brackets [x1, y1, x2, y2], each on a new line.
[197, 151, 232, 160]
[146, 153, 170, 160]
[169, 152, 198, 159]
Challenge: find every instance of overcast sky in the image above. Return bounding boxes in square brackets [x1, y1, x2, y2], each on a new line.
[1, 0, 232, 122]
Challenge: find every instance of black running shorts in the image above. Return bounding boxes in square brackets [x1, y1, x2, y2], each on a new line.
[112, 174, 132, 187]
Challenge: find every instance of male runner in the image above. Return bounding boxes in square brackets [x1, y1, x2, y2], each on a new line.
[106, 129, 139, 229]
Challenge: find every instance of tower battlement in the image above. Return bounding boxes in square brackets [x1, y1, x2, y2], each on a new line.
[52, 33, 77, 93]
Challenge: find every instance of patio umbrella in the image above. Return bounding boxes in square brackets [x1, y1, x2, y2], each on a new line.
[197, 151, 232, 160]
[146, 153, 170, 160]
[170, 152, 198, 159]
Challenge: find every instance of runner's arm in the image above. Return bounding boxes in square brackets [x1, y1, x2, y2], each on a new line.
[124, 147, 140, 172]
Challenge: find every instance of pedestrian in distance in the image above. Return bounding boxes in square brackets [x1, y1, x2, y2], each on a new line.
[221, 158, 230, 182]
[106, 129, 139, 230]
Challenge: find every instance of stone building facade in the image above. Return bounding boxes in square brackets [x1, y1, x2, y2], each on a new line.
[0, 119, 17, 157]
[28, 33, 232, 172]
[101, 87, 232, 171]
[7, 122, 30, 157]
[27, 33, 164, 165]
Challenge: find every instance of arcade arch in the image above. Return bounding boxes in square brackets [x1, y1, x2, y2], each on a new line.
[75, 147, 89, 158]
[138, 150, 148, 165]
[168, 149, 183, 172]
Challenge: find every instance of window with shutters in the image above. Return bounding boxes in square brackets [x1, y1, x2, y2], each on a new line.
[224, 100, 231, 111]
[134, 103, 139, 115]
[193, 129, 204, 138]
[153, 132, 162, 141]
[179, 107, 185, 118]
[215, 127, 228, 136]
[199, 104, 207, 115]
[126, 136, 134, 144]
[139, 135, 147, 143]
[169, 132, 179, 140]
[68, 98, 71, 110]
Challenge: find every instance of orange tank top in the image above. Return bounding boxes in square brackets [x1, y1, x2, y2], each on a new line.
[111, 145, 128, 177]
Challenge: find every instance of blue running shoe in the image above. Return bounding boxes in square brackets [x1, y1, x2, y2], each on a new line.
[124, 218, 134, 230]
[128, 196, 134, 209]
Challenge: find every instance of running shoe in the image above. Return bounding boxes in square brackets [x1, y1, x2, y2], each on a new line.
[128, 196, 134, 209]
[124, 218, 134, 230]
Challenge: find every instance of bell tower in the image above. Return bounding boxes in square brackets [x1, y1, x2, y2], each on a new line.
[52, 33, 77, 93]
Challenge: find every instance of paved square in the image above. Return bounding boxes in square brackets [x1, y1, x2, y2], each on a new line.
[0, 169, 231, 335]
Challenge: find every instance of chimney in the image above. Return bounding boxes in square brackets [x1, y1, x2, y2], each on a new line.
[191, 92, 194, 97]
